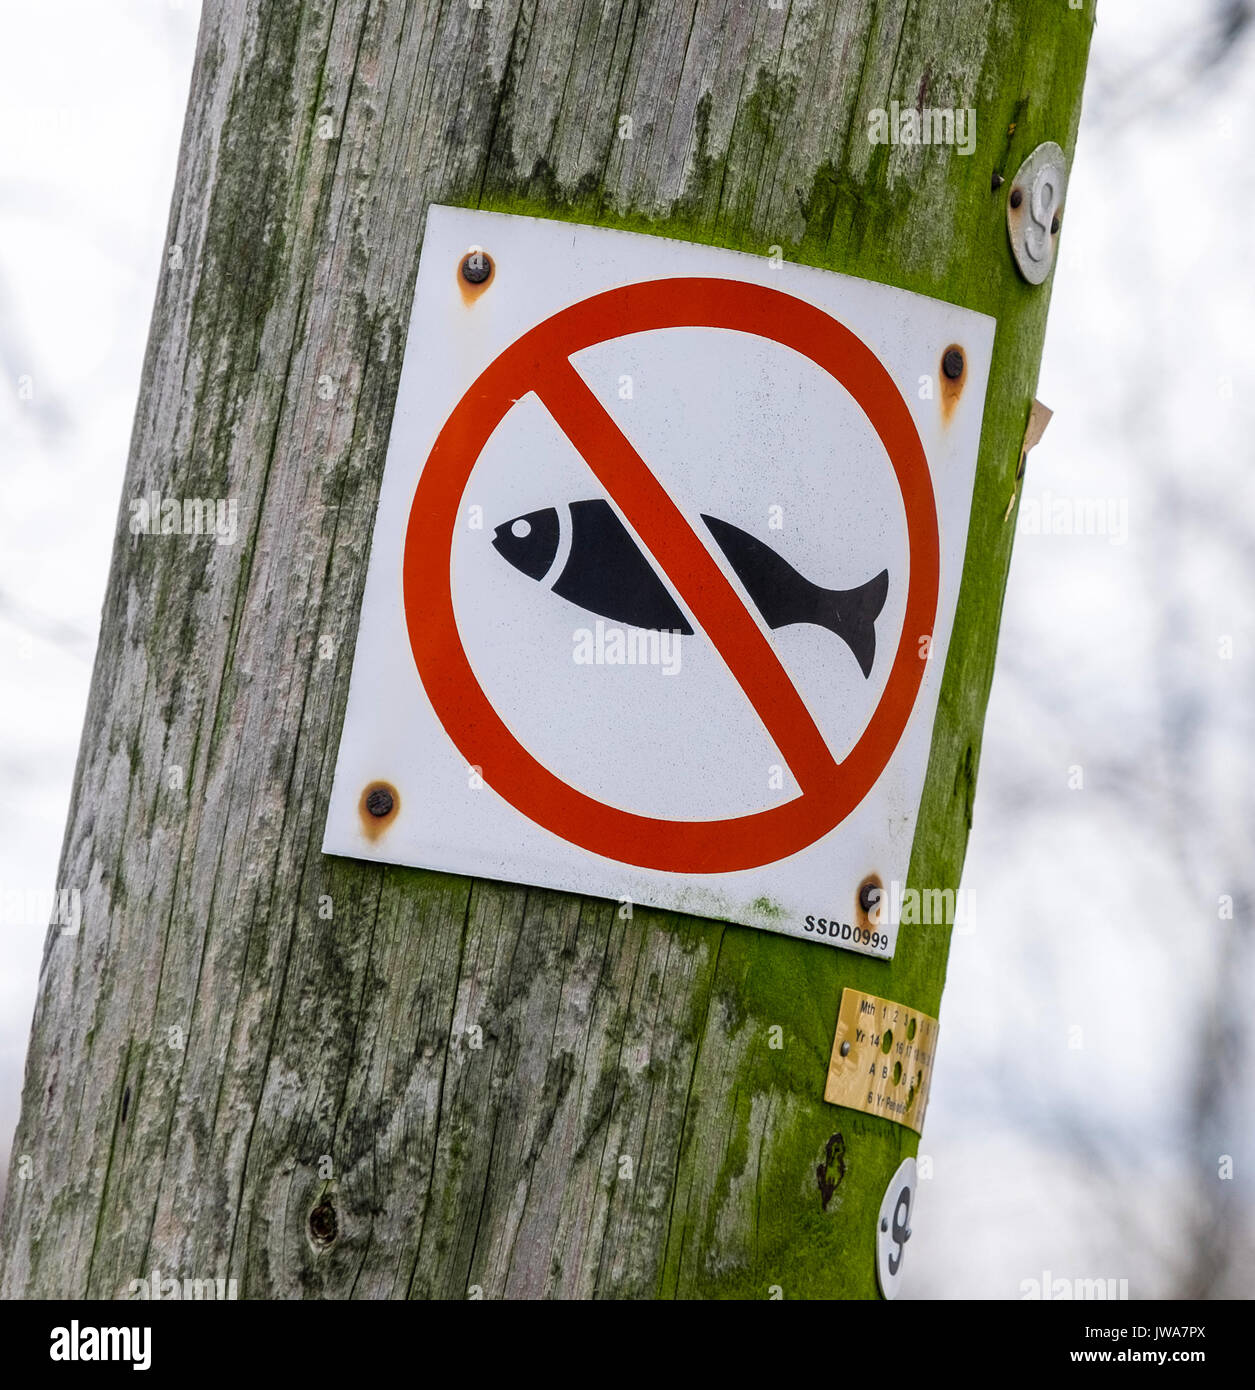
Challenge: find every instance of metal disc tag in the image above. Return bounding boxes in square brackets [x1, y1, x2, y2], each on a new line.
[1007, 141, 1067, 284]
[876, 1156, 917, 1300]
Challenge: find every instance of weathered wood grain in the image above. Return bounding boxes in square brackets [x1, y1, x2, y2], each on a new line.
[0, 0, 1093, 1298]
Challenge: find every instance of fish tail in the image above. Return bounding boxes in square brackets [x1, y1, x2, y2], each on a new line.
[823, 569, 888, 678]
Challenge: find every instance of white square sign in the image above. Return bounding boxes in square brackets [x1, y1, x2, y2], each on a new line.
[323, 206, 994, 959]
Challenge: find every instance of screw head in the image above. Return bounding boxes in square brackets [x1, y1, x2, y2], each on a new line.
[858, 882, 882, 914]
[1051, 213, 1061, 234]
[365, 787, 394, 818]
[881, 1217, 889, 1233]
[840, 1041, 851, 1057]
[460, 251, 493, 284]
[942, 347, 965, 380]
[1009, 187, 1023, 209]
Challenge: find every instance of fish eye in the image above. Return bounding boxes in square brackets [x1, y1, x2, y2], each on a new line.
[510, 518, 532, 539]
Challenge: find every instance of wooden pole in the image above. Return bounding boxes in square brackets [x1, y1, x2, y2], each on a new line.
[0, 0, 1093, 1299]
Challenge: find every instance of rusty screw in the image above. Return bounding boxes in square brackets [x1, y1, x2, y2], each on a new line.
[942, 347, 965, 380]
[1009, 187, 1023, 209]
[859, 882, 882, 914]
[460, 251, 493, 284]
[366, 787, 394, 818]
[1051, 213, 1061, 234]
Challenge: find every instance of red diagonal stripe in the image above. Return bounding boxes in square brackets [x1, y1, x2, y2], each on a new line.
[534, 355, 840, 795]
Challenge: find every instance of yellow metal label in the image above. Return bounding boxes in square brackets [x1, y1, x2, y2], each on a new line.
[824, 988, 938, 1134]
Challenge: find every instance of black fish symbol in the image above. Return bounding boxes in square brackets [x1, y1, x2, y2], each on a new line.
[492, 499, 889, 678]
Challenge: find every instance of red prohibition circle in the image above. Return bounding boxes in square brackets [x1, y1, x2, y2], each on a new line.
[403, 277, 939, 874]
